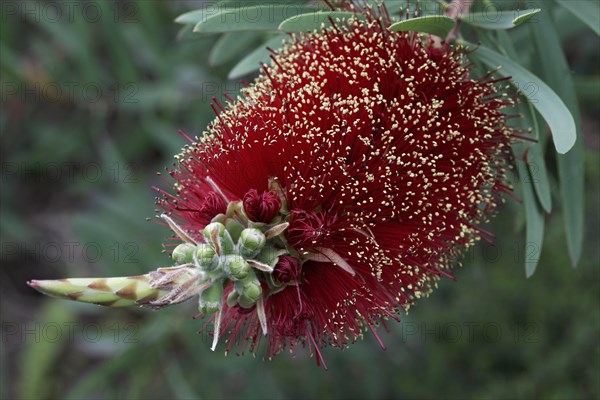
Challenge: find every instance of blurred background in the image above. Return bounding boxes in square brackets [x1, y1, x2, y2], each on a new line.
[1, 1, 598, 399]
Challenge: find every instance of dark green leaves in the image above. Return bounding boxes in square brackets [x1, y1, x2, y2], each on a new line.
[279, 11, 359, 32]
[521, 158, 546, 278]
[512, 104, 547, 277]
[192, 5, 316, 33]
[175, 9, 211, 25]
[461, 8, 541, 30]
[464, 1, 585, 269]
[462, 41, 577, 155]
[530, 3, 584, 267]
[525, 108, 552, 213]
[555, 0, 600, 35]
[388, 15, 456, 37]
[209, 32, 262, 66]
[228, 35, 287, 79]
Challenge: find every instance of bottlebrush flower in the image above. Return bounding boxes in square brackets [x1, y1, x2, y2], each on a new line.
[29, 7, 514, 368]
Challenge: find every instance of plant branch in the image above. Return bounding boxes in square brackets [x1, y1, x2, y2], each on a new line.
[430, 0, 474, 47]
[445, 0, 474, 42]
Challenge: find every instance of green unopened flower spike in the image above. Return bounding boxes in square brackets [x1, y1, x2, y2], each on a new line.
[28, 264, 204, 309]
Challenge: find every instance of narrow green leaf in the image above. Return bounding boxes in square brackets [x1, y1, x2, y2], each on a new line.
[462, 8, 540, 29]
[278, 11, 359, 32]
[513, 9, 542, 25]
[209, 32, 262, 66]
[555, 0, 600, 35]
[389, 15, 456, 37]
[175, 9, 208, 25]
[512, 103, 545, 277]
[228, 35, 287, 79]
[519, 158, 545, 278]
[525, 102, 552, 213]
[175, 1, 249, 25]
[176, 24, 198, 42]
[531, 3, 584, 267]
[194, 5, 315, 33]
[164, 361, 197, 399]
[461, 41, 576, 154]
[379, 0, 448, 17]
[492, 30, 551, 212]
[19, 303, 75, 399]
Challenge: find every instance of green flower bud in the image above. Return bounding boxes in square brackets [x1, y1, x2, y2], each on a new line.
[237, 294, 256, 309]
[239, 228, 266, 258]
[226, 290, 239, 307]
[199, 283, 223, 314]
[210, 214, 227, 224]
[202, 222, 226, 239]
[236, 276, 262, 308]
[195, 244, 216, 269]
[235, 278, 262, 309]
[171, 243, 196, 264]
[203, 222, 235, 254]
[223, 255, 250, 281]
[240, 280, 262, 302]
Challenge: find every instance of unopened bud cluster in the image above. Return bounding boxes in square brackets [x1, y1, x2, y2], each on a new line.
[29, 190, 300, 351]
[170, 201, 293, 314]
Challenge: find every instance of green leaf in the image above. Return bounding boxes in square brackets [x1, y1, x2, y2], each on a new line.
[512, 103, 545, 278]
[175, 9, 209, 25]
[164, 361, 197, 399]
[525, 103, 552, 213]
[209, 32, 262, 66]
[19, 303, 75, 399]
[525, 138, 553, 214]
[193, 5, 315, 33]
[462, 8, 540, 29]
[175, 0, 260, 25]
[228, 35, 287, 79]
[530, 3, 584, 267]
[388, 15, 456, 37]
[519, 158, 545, 278]
[555, 0, 600, 35]
[278, 11, 360, 32]
[491, 31, 551, 213]
[357, 0, 448, 17]
[461, 41, 576, 154]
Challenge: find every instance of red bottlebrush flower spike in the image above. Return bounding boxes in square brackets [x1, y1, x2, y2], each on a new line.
[30, 7, 514, 369]
[156, 9, 515, 364]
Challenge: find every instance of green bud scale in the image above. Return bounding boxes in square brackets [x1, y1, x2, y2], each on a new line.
[199, 282, 223, 314]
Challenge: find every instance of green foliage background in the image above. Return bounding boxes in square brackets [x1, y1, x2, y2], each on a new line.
[1, 1, 598, 399]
